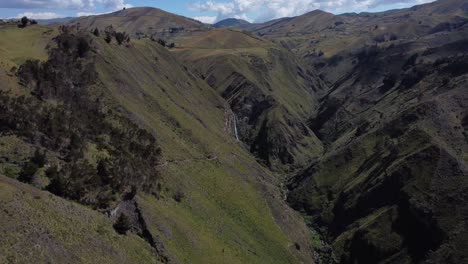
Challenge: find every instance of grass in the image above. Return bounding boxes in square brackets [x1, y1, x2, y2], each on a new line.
[92, 36, 307, 263]
[0, 175, 160, 264]
[0, 25, 55, 68]
[0, 24, 314, 264]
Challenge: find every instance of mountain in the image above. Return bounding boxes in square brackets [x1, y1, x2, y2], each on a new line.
[1, 0, 468, 263]
[173, 28, 325, 172]
[0, 23, 314, 263]
[74, 7, 209, 39]
[36, 17, 75, 25]
[214, 18, 251, 28]
[243, 0, 468, 262]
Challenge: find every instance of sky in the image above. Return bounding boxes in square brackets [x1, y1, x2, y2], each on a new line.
[0, 0, 435, 23]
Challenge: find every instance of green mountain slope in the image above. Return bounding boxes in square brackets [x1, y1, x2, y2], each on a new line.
[0, 23, 315, 263]
[0, 175, 160, 264]
[173, 28, 325, 172]
[254, 0, 468, 262]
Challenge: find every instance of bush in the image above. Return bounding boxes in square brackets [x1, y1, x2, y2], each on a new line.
[93, 27, 100, 37]
[18, 161, 39, 183]
[114, 213, 131, 234]
[104, 25, 114, 44]
[31, 148, 47, 167]
[77, 36, 91, 58]
[19, 16, 28, 28]
[115, 32, 127, 45]
[157, 39, 166, 47]
[104, 32, 112, 43]
[173, 189, 185, 202]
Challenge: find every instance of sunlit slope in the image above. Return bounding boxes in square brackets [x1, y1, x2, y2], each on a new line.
[79, 33, 317, 262]
[74, 7, 208, 38]
[0, 175, 160, 264]
[0, 24, 316, 263]
[174, 28, 324, 172]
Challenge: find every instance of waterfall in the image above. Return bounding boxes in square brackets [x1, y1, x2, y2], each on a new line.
[233, 115, 240, 141]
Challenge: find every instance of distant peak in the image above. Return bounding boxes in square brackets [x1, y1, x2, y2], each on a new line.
[214, 18, 251, 28]
[302, 9, 334, 17]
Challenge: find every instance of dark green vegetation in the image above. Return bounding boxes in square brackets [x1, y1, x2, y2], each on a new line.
[2, 27, 161, 210]
[1, 0, 467, 263]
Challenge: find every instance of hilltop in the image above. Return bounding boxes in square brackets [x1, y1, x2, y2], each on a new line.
[214, 18, 251, 28]
[74, 7, 209, 39]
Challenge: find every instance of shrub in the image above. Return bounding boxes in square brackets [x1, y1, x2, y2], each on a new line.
[167, 43, 175, 49]
[157, 39, 166, 47]
[115, 32, 127, 45]
[18, 161, 39, 183]
[173, 189, 185, 202]
[104, 25, 114, 44]
[31, 148, 47, 167]
[93, 27, 100, 37]
[77, 36, 91, 58]
[19, 16, 28, 28]
[114, 213, 131, 234]
[104, 32, 112, 43]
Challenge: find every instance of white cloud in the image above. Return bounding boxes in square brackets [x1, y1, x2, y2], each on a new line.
[191, 0, 435, 22]
[77, 12, 100, 17]
[194, 16, 217, 24]
[16, 12, 63, 19]
[1, 0, 132, 12]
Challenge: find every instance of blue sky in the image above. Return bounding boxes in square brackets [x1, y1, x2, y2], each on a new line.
[0, 0, 435, 23]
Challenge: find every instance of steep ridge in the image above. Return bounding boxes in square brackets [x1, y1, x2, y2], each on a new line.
[0, 24, 316, 263]
[250, 0, 468, 59]
[252, 0, 468, 262]
[173, 28, 325, 172]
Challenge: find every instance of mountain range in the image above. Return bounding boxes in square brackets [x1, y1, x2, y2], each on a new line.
[0, 0, 467, 263]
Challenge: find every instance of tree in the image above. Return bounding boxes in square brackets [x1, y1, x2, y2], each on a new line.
[113, 213, 131, 234]
[46, 173, 66, 197]
[115, 32, 127, 45]
[97, 159, 111, 184]
[31, 148, 47, 167]
[77, 36, 90, 58]
[168, 43, 175, 49]
[20, 16, 29, 28]
[30, 20, 38, 25]
[104, 25, 114, 44]
[93, 27, 100, 37]
[104, 32, 112, 43]
[18, 161, 39, 183]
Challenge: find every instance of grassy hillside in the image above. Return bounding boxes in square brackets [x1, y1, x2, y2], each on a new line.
[279, 0, 468, 262]
[93, 33, 316, 263]
[0, 175, 160, 264]
[0, 24, 316, 263]
[173, 28, 324, 172]
[74, 7, 209, 40]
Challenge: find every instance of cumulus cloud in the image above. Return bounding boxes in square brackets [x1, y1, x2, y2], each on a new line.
[191, 0, 434, 22]
[1, 0, 131, 12]
[16, 12, 63, 19]
[193, 16, 218, 24]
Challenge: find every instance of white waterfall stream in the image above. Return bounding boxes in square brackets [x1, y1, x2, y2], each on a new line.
[233, 115, 240, 141]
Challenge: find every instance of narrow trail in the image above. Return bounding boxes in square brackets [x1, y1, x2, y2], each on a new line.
[155, 154, 219, 168]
